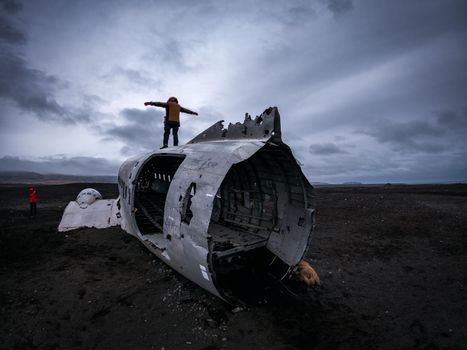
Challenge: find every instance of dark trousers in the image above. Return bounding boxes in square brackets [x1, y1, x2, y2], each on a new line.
[163, 123, 179, 146]
[30, 202, 37, 217]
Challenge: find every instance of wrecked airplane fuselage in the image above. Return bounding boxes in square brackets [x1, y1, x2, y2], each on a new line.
[59, 107, 315, 301]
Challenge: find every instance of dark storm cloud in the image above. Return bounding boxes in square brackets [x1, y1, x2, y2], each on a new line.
[102, 108, 164, 152]
[1, 0, 466, 182]
[272, 0, 353, 27]
[363, 120, 446, 154]
[261, 0, 467, 115]
[0, 0, 98, 125]
[0, 53, 63, 117]
[363, 106, 467, 155]
[0, 155, 119, 175]
[322, 0, 353, 17]
[0, 52, 92, 124]
[309, 142, 348, 155]
[0, 0, 23, 43]
[304, 150, 467, 184]
[436, 108, 467, 130]
[0, 0, 22, 14]
[121, 107, 161, 125]
[305, 153, 400, 177]
[0, 14, 26, 44]
[102, 106, 215, 155]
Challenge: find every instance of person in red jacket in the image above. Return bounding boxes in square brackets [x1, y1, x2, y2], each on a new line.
[28, 186, 37, 217]
[144, 96, 198, 149]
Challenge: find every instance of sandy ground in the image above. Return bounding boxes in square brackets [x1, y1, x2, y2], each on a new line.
[0, 183, 466, 349]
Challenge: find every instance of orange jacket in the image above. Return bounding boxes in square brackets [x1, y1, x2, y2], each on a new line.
[167, 101, 181, 123]
[144, 101, 197, 124]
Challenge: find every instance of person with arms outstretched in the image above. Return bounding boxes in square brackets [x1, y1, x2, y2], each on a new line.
[144, 96, 198, 149]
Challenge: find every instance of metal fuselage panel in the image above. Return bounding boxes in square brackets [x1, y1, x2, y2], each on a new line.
[117, 141, 266, 297]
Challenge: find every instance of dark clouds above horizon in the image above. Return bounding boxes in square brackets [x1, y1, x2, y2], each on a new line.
[0, 0, 466, 182]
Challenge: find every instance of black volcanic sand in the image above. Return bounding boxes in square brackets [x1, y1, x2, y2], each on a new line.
[1, 183, 466, 349]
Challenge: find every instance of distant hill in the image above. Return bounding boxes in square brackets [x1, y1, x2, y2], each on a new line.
[0, 171, 116, 184]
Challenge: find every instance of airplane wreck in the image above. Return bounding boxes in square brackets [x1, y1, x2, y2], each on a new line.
[59, 107, 315, 302]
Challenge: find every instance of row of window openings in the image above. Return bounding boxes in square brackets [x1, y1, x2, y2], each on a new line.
[155, 173, 172, 182]
[120, 174, 170, 202]
[120, 176, 170, 204]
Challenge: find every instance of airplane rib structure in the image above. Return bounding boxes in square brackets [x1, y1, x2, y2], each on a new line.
[59, 107, 315, 301]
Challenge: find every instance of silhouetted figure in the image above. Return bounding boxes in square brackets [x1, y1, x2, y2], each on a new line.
[144, 96, 198, 148]
[28, 186, 37, 217]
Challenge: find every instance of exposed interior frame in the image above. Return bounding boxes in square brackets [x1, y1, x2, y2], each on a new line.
[134, 154, 186, 236]
[208, 144, 314, 300]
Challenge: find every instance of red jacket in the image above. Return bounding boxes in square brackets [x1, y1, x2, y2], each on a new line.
[29, 189, 37, 203]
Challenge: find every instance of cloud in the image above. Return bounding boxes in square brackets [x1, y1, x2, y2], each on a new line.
[304, 149, 467, 184]
[278, 3, 317, 26]
[309, 142, 348, 155]
[155, 38, 189, 71]
[362, 120, 446, 154]
[436, 108, 467, 130]
[140, 35, 194, 73]
[0, 14, 26, 44]
[1, 0, 466, 183]
[0, 0, 24, 44]
[101, 106, 213, 154]
[0, 155, 119, 175]
[0, 52, 64, 116]
[0, 0, 22, 14]
[322, 0, 353, 17]
[0, 0, 101, 125]
[101, 66, 160, 88]
[102, 108, 165, 153]
[0, 52, 94, 123]
[305, 152, 400, 178]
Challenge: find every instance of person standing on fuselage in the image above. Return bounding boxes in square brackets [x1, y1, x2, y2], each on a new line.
[144, 97, 198, 149]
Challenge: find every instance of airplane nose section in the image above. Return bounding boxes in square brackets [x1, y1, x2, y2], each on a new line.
[76, 188, 103, 208]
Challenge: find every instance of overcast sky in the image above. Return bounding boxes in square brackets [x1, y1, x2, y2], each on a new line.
[1, 0, 466, 183]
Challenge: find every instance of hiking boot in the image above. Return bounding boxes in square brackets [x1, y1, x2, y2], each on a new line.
[160, 145, 168, 149]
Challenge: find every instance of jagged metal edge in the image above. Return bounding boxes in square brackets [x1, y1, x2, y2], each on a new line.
[187, 107, 282, 144]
